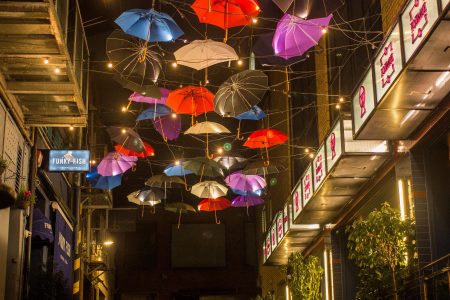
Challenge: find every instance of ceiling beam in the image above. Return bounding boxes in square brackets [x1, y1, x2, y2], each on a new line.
[25, 115, 87, 127]
[7, 81, 75, 94]
[0, 24, 52, 35]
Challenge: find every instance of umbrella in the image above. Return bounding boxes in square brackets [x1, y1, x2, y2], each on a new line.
[126, 87, 170, 110]
[136, 104, 172, 121]
[273, 0, 344, 19]
[183, 157, 225, 180]
[214, 70, 268, 117]
[213, 155, 246, 169]
[113, 74, 161, 98]
[128, 188, 164, 216]
[225, 171, 266, 191]
[97, 152, 137, 176]
[152, 115, 182, 141]
[114, 142, 155, 158]
[253, 33, 307, 67]
[166, 86, 214, 124]
[191, 0, 261, 42]
[145, 174, 185, 197]
[234, 105, 266, 139]
[231, 195, 264, 214]
[273, 13, 332, 60]
[243, 159, 287, 175]
[106, 126, 145, 153]
[191, 181, 228, 199]
[165, 202, 196, 228]
[243, 129, 288, 163]
[198, 198, 231, 224]
[174, 39, 238, 81]
[231, 188, 263, 196]
[86, 167, 122, 190]
[106, 29, 161, 87]
[115, 9, 184, 42]
[164, 161, 194, 176]
[185, 121, 230, 157]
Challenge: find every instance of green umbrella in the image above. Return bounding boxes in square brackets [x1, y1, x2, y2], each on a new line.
[242, 159, 287, 176]
[183, 157, 225, 181]
[145, 174, 185, 197]
[165, 202, 196, 228]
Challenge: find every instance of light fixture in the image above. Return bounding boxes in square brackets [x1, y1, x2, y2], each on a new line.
[43, 58, 49, 64]
[172, 62, 178, 67]
[175, 160, 180, 166]
[304, 148, 310, 153]
[103, 240, 114, 246]
[69, 125, 74, 131]
[179, 84, 183, 88]
[321, 27, 328, 34]
[252, 18, 258, 24]
[90, 160, 96, 165]
[121, 129, 126, 134]
[54, 67, 61, 74]
[237, 59, 243, 66]
[339, 97, 344, 102]
[308, 153, 314, 158]
[217, 147, 223, 154]
[205, 79, 210, 84]
[107, 62, 113, 69]
[121, 106, 127, 112]
[183, 39, 188, 44]
[171, 113, 177, 119]
[335, 104, 340, 109]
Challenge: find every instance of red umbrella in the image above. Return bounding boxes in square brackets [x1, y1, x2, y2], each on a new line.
[166, 86, 214, 124]
[198, 197, 231, 224]
[243, 129, 288, 164]
[114, 142, 155, 158]
[191, 0, 261, 42]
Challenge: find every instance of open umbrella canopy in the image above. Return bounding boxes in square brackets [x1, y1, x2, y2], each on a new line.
[214, 70, 268, 116]
[213, 155, 246, 169]
[86, 167, 122, 190]
[114, 142, 155, 158]
[106, 29, 161, 85]
[115, 8, 184, 42]
[166, 86, 214, 116]
[164, 162, 194, 176]
[129, 88, 170, 105]
[152, 115, 182, 141]
[174, 39, 238, 70]
[231, 188, 264, 196]
[107, 126, 146, 153]
[184, 121, 230, 135]
[225, 171, 266, 191]
[234, 105, 266, 120]
[231, 195, 264, 207]
[145, 174, 184, 188]
[191, 0, 261, 29]
[97, 152, 137, 176]
[273, 13, 332, 60]
[243, 159, 287, 175]
[243, 128, 288, 148]
[127, 188, 164, 206]
[198, 197, 231, 211]
[191, 181, 228, 199]
[165, 202, 196, 213]
[136, 104, 173, 121]
[183, 157, 225, 177]
[113, 74, 161, 98]
[273, 0, 344, 19]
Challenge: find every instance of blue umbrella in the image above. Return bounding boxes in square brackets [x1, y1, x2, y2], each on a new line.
[115, 9, 184, 42]
[164, 162, 194, 177]
[235, 105, 266, 120]
[231, 188, 264, 196]
[136, 104, 172, 121]
[86, 167, 122, 190]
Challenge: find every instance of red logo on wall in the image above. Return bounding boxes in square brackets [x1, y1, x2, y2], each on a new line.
[380, 42, 395, 88]
[359, 86, 367, 118]
[303, 174, 311, 200]
[330, 133, 336, 159]
[409, 0, 428, 44]
[294, 191, 300, 213]
[315, 154, 323, 183]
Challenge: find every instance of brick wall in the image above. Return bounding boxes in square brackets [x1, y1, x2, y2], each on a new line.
[380, 0, 407, 33]
[315, 38, 330, 143]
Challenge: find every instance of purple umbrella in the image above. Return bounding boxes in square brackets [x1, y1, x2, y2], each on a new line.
[152, 115, 182, 141]
[273, 13, 332, 60]
[128, 88, 171, 107]
[225, 171, 266, 192]
[97, 152, 137, 176]
[232, 195, 264, 214]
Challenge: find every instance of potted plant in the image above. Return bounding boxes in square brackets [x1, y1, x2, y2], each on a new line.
[16, 189, 36, 209]
[0, 158, 8, 178]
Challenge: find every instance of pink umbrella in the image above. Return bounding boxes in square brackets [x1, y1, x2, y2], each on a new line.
[152, 115, 182, 141]
[97, 152, 138, 176]
[272, 13, 332, 59]
[225, 171, 266, 192]
[127, 88, 171, 108]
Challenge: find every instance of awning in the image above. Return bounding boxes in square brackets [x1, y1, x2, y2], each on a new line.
[32, 208, 54, 243]
[352, 0, 450, 140]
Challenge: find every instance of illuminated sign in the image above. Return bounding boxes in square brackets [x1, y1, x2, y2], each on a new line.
[326, 121, 342, 172]
[48, 150, 90, 172]
[313, 145, 326, 191]
[292, 183, 302, 220]
[277, 212, 284, 243]
[265, 235, 271, 258]
[302, 165, 313, 206]
[271, 225, 277, 251]
[402, 0, 439, 62]
[353, 69, 376, 133]
[283, 203, 289, 233]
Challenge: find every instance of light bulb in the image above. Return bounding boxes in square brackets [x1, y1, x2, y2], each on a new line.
[171, 113, 177, 119]
[43, 58, 49, 64]
[121, 129, 126, 134]
[339, 97, 344, 102]
[321, 27, 328, 34]
[172, 62, 178, 67]
[54, 68, 61, 74]
[69, 125, 74, 131]
[336, 104, 341, 109]
[121, 106, 127, 112]
[252, 18, 258, 24]
[175, 160, 180, 166]
[107, 62, 113, 68]
[217, 148, 223, 154]
[309, 153, 314, 158]
[304, 148, 309, 153]
[237, 60, 243, 66]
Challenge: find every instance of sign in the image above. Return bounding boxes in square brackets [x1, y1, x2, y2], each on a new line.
[374, 24, 403, 102]
[271, 225, 277, 251]
[265, 235, 271, 258]
[283, 203, 289, 233]
[402, 0, 439, 62]
[313, 145, 326, 191]
[353, 69, 376, 133]
[48, 150, 90, 172]
[53, 210, 73, 297]
[302, 165, 313, 206]
[326, 121, 342, 172]
[276, 212, 284, 243]
[292, 183, 302, 220]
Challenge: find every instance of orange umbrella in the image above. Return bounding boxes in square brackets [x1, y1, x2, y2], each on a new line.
[243, 129, 288, 164]
[114, 142, 155, 158]
[197, 197, 231, 224]
[166, 86, 214, 124]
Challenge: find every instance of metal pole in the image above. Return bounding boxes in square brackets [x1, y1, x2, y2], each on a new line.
[73, 127, 83, 299]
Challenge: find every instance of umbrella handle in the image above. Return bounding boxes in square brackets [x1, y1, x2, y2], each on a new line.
[206, 133, 214, 159]
[246, 202, 249, 217]
[132, 164, 137, 172]
[183, 173, 191, 191]
[177, 210, 182, 229]
[151, 206, 156, 214]
[236, 120, 244, 140]
[141, 205, 144, 218]
[126, 100, 132, 110]
[264, 144, 270, 166]
[215, 210, 220, 224]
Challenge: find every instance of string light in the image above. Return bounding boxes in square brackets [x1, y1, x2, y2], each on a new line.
[217, 147, 223, 154]
[175, 160, 180, 166]
[54, 67, 61, 74]
[90, 160, 96, 165]
[69, 125, 74, 131]
[107, 62, 113, 68]
[171, 113, 177, 118]
[121, 106, 127, 112]
[321, 27, 328, 34]
[172, 62, 178, 67]
[121, 129, 126, 134]
[43, 58, 49, 64]
[252, 18, 258, 24]
[205, 79, 210, 84]
[339, 97, 344, 102]
[335, 104, 341, 109]
[304, 148, 310, 153]
[309, 153, 314, 158]
[237, 59, 243, 66]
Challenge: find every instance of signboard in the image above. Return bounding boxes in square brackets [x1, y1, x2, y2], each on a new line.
[271, 225, 277, 251]
[265, 235, 271, 258]
[283, 203, 289, 233]
[326, 121, 343, 172]
[53, 210, 73, 297]
[353, 69, 376, 133]
[313, 145, 326, 191]
[48, 150, 90, 172]
[263, 244, 267, 262]
[443, 0, 450, 9]
[292, 183, 302, 221]
[276, 212, 284, 243]
[374, 23, 403, 102]
[302, 165, 313, 206]
[402, 0, 439, 63]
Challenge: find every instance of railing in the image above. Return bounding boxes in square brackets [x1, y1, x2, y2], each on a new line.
[421, 253, 450, 300]
[54, 0, 90, 109]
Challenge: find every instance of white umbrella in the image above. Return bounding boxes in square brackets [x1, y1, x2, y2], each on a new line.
[191, 181, 228, 199]
[184, 121, 230, 158]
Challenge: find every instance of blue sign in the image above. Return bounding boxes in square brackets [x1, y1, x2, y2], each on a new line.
[48, 150, 90, 172]
[53, 210, 73, 297]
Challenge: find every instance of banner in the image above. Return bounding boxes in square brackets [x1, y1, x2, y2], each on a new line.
[53, 210, 73, 297]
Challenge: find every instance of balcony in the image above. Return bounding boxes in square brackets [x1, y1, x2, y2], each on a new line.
[0, 0, 89, 127]
[352, 0, 449, 140]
